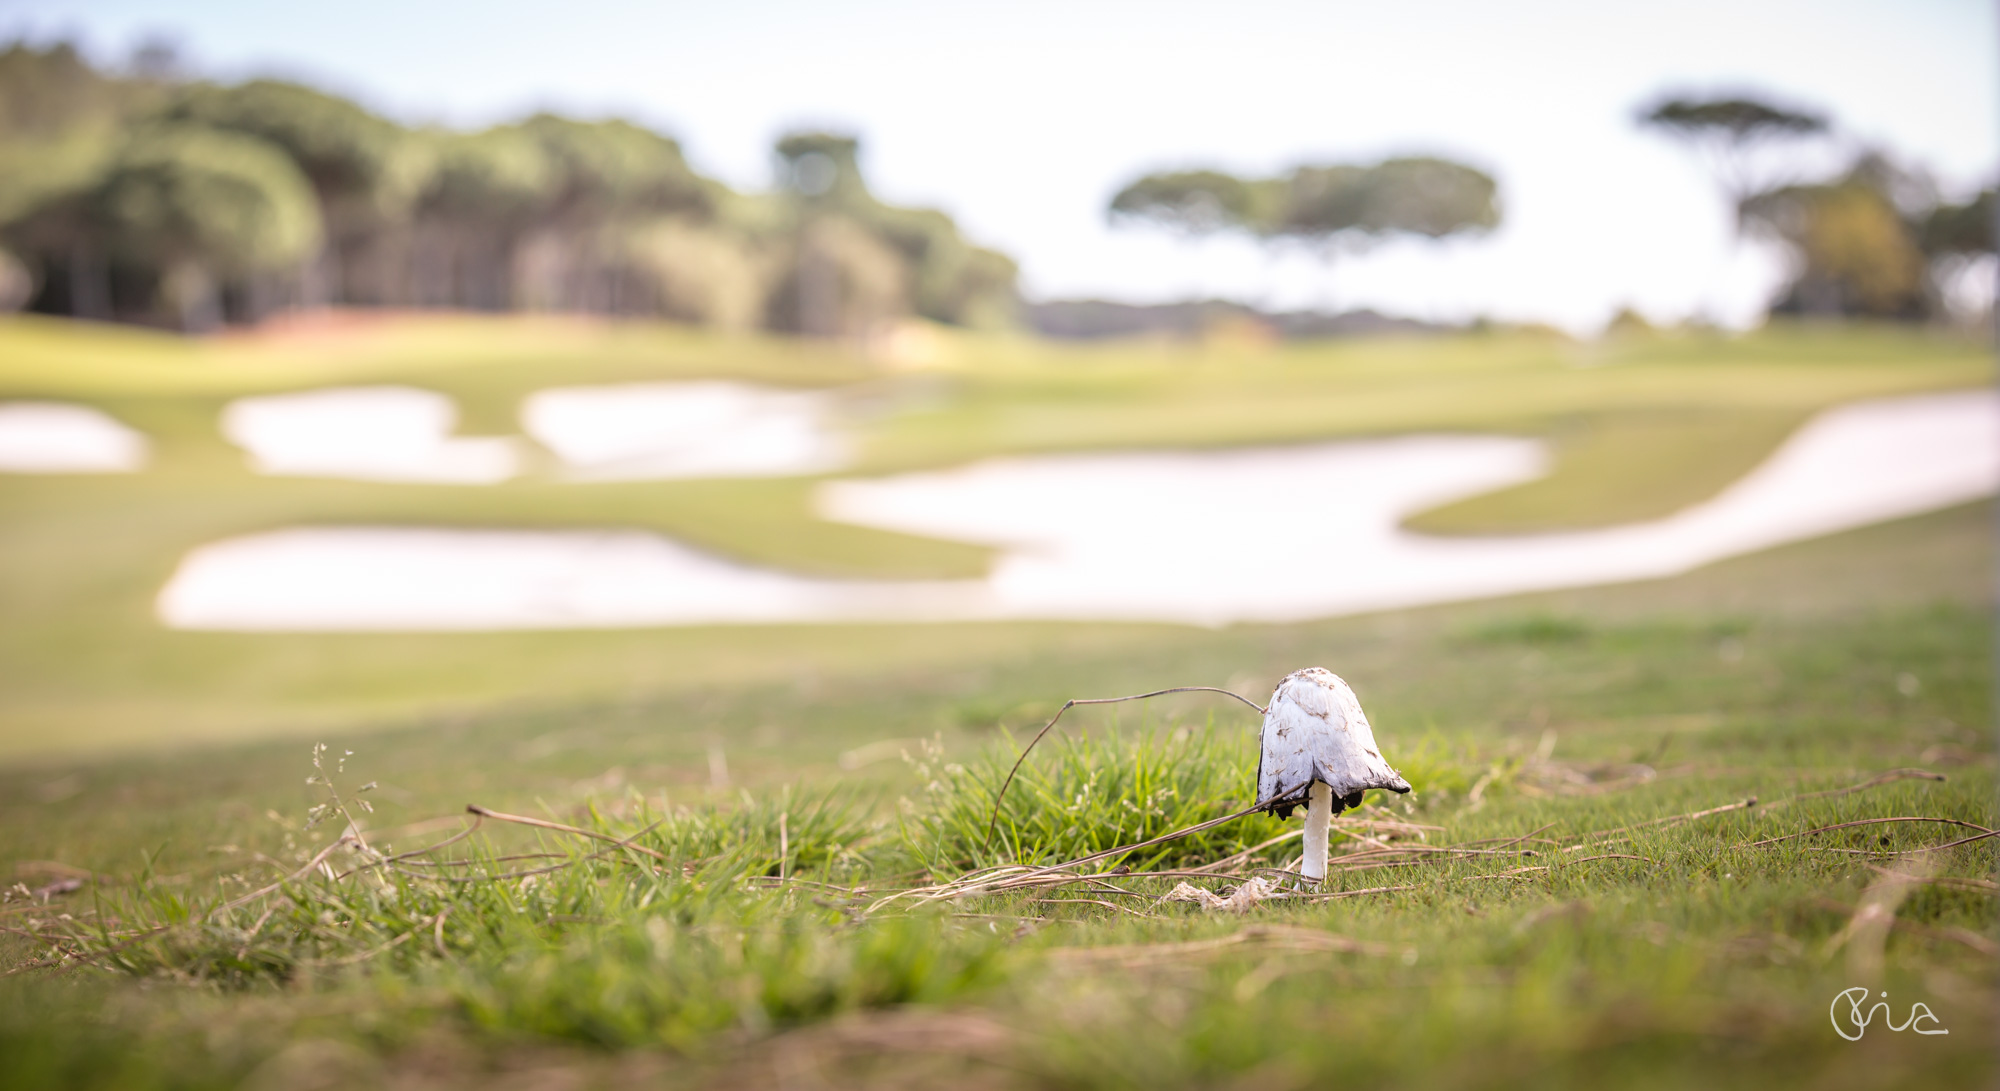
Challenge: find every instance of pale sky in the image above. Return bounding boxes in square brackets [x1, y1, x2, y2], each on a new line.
[5, 0, 1994, 332]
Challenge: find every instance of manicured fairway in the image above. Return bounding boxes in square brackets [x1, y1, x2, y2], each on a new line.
[0, 315, 1986, 757]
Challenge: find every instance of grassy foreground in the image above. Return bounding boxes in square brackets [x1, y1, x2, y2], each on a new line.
[2, 497, 1992, 1089]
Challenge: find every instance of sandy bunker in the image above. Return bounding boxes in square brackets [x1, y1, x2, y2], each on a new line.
[0, 402, 149, 473]
[223, 386, 520, 484]
[219, 381, 846, 484]
[157, 391, 1999, 630]
[522, 381, 847, 479]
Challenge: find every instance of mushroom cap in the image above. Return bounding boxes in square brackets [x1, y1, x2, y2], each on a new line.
[1256, 667, 1412, 818]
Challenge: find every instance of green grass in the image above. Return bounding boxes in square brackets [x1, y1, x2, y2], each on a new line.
[0, 316, 1993, 1087]
[2, 497, 1994, 1088]
[866, 324, 1986, 471]
[1406, 406, 1807, 534]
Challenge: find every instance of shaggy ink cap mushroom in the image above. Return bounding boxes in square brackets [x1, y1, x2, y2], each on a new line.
[1256, 667, 1411, 882]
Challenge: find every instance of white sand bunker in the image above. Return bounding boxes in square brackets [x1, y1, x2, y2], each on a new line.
[158, 528, 988, 631]
[0, 402, 148, 473]
[222, 386, 519, 484]
[826, 390, 1998, 623]
[522, 381, 847, 479]
[158, 391, 1999, 631]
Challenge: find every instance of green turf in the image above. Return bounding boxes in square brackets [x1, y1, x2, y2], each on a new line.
[1405, 405, 1807, 534]
[0, 317, 1992, 1088]
[1, 499, 1992, 1088]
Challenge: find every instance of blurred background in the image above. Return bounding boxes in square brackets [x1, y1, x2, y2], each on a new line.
[0, 1, 1989, 773]
[0, 0, 1994, 335]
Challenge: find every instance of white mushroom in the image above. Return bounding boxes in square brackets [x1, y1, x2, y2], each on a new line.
[1256, 667, 1411, 882]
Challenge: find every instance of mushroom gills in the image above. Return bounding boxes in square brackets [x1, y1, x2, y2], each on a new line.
[1270, 783, 1366, 821]
[1253, 667, 1411, 882]
[1254, 667, 1411, 812]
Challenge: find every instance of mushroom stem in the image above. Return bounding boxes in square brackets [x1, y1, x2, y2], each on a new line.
[1301, 781, 1334, 883]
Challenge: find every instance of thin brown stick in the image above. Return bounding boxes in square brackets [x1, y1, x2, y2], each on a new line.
[875, 802, 1273, 914]
[4, 922, 173, 977]
[1570, 798, 1756, 848]
[1274, 884, 1419, 901]
[1801, 830, 2000, 856]
[336, 850, 576, 881]
[432, 906, 453, 958]
[388, 818, 667, 885]
[1011, 801, 1271, 880]
[1350, 808, 1447, 832]
[1747, 816, 1995, 848]
[1094, 868, 1287, 883]
[1464, 823, 1559, 854]
[970, 873, 1146, 898]
[1189, 829, 1303, 873]
[360, 814, 480, 843]
[3, 950, 82, 977]
[971, 872, 1150, 898]
[1031, 897, 1160, 919]
[378, 852, 567, 870]
[1316, 860, 1426, 877]
[315, 929, 413, 967]
[980, 868, 1284, 889]
[1456, 825, 1557, 848]
[0, 903, 60, 920]
[1240, 857, 1448, 885]
[465, 805, 670, 862]
[1323, 844, 1537, 862]
[1902, 830, 1997, 854]
[1026, 877, 1148, 898]
[233, 905, 277, 961]
[208, 835, 355, 921]
[1765, 768, 1946, 809]
[981, 686, 1266, 847]
[395, 860, 575, 884]
[953, 912, 1083, 926]
[745, 876, 872, 895]
[381, 816, 485, 862]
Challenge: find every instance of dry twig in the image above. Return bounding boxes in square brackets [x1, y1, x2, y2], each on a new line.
[464, 805, 670, 861]
[1747, 816, 1994, 849]
[1032, 897, 1160, 919]
[1272, 883, 1419, 902]
[1571, 797, 1756, 848]
[209, 835, 357, 921]
[1763, 768, 1946, 810]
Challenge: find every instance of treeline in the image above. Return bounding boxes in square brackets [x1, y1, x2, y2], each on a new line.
[0, 42, 1017, 335]
[1107, 93, 1995, 327]
[1638, 95, 1994, 323]
[1108, 157, 1501, 248]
